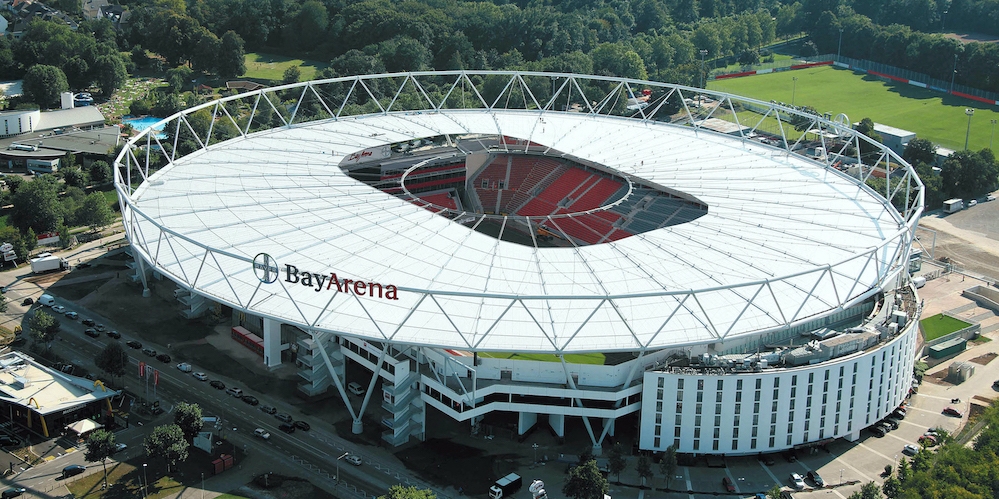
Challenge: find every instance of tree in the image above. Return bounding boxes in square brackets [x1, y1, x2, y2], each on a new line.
[94, 342, 128, 385]
[10, 175, 62, 233]
[85, 429, 117, 489]
[903, 138, 937, 167]
[380, 485, 435, 499]
[636, 454, 653, 486]
[607, 442, 626, 482]
[173, 402, 204, 442]
[855, 117, 884, 160]
[62, 167, 89, 188]
[77, 193, 114, 232]
[88, 161, 112, 185]
[941, 149, 999, 199]
[282, 65, 301, 85]
[766, 485, 782, 499]
[859, 481, 883, 499]
[94, 55, 128, 97]
[659, 445, 677, 490]
[563, 459, 608, 499]
[882, 476, 900, 498]
[218, 31, 246, 79]
[0, 294, 6, 314]
[896, 457, 910, 482]
[23, 65, 69, 108]
[28, 309, 59, 344]
[144, 424, 189, 471]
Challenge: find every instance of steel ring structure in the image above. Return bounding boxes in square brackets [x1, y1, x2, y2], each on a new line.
[116, 72, 923, 454]
[114, 71, 922, 354]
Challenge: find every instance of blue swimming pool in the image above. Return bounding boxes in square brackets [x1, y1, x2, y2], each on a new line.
[123, 116, 167, 136]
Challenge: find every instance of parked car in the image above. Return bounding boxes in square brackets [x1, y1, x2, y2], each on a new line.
[65, 311, 78, 320]
[126, 340, 142, 349]
[881, 419, 900, 430]
[790, 473, 806, 490]
[260, 405, 277, 415]
[20, 298, 32, 306]
[943, 407, 964, 417]
[192, 372, 208, 381]
[275, 413, 293, 423]
[871, 426, 887, 437]
[347, 382, 365, 395]
[241, 395, 259, 406]
[156, 353, 171, 363]
[51, 305, 66, 314]
[344, 454, 362, 466]
[254, 428, 270, 440]
[807, 471, 824, 487]
[722, 477, 736, 492]
[176, 363, 192, 373]
[783, 450, 797, 462]
[758, 453, 776, 466]
[902, 444, 920, 456]
[141, 348, 156, 357]
[94, 324, 107, 332]
[62, 464, 86, 478]
[106, 330, 121, 339]
[114, 443, 127, 453]
[780, 491, 794, 499]
[278, 422, 296, 434]
[225, 387, 243, 397]
[84, 328, 100, 338]
[82, 319, 96, 327]
[294, 421, 310, 431]
[1, 487, 25, 498]
[993, 379, 999, 389]
[209, 380, 225, 390]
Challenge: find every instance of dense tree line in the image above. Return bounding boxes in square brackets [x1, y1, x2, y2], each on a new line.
[808, 4, 999, 94]
[941, 0, 999, 37]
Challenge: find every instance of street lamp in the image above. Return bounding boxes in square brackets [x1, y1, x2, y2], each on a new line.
[792, 77, 798, 106]
[335, 452, 349, 483]
[837, 28, 844, 58]
[532, 443, 539, 463]
[990, 119, 997, 150]
[950, 53, 959, 93]
[965, 108, 975, 150]
[142, 463, 148, 499]
[942, 10, 948, 30]
[201, 472, 205, 499]
[840, 468, 844, 485]
[699, 49, 708, 108]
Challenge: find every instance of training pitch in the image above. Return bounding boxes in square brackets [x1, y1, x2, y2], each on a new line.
[709, 65, 999, 152]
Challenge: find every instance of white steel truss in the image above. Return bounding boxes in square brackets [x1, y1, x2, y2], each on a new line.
[114, 71, 923, 355]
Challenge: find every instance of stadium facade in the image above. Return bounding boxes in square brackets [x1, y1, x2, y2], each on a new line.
[114, 72, 923, 455]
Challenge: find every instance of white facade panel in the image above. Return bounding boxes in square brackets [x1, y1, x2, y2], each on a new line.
[639, 320, 918, 455]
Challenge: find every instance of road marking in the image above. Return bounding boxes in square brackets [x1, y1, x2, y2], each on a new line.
[826, 446, 873, 483]
[724, 467, 740, 494]
[758, 459, 781, 486]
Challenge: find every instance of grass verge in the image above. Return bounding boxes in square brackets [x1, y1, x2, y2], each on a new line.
[920, 313, 973, 341]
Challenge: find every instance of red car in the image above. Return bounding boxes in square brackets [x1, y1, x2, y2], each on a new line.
[943, 407, 963, 417]
[722, 477, 736, 492]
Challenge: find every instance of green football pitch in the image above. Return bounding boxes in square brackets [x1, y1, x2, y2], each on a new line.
[708, 65, 999, 152]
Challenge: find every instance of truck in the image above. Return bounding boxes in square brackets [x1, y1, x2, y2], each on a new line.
[29, 253, 68, 274]
[943, 198, 964, 214]
[489, 473, 522, 499]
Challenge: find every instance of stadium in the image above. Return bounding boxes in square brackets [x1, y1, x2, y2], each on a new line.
[114, 71, 923, 456]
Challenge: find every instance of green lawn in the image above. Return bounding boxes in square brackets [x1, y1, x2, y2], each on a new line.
[478, 352, 606, 365]
[708, 65, 999, 151]
[716, 53, 796, 74]
[242, 52, 330, 82]
[920, 313, 973, 341]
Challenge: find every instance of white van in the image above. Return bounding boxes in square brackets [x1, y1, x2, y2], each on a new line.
[912, 276, 926, 288]
[225, 387, 243, 397]
[38, 294, 55, 307]
[347, 382, 365, 396]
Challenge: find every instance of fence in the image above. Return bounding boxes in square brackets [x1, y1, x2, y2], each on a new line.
[710, 54, 999, 106]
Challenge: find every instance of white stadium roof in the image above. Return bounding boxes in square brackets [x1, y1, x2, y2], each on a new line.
[118, 72, 922, 354]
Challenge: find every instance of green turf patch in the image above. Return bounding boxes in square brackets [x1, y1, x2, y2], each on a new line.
[243, 52, 329, 82]
[709, 65, 999, 151]
[920, 313, 973, 341]
[0, 213, 7, 229]
[478, 352, 606, 364]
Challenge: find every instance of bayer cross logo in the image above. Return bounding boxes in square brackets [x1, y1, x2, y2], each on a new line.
[253, 253, 279, 284]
